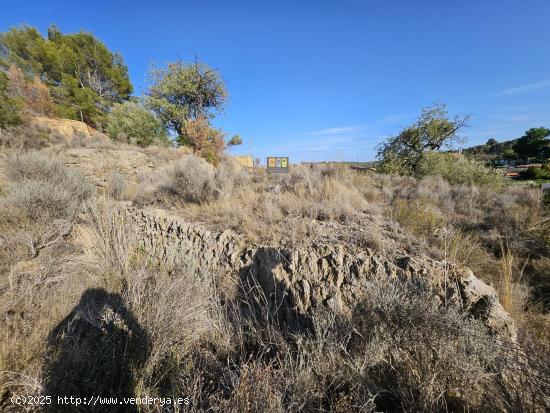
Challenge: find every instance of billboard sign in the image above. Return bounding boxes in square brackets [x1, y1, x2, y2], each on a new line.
[266, 157, 289, 173]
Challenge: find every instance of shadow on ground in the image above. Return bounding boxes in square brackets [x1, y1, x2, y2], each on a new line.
[43, 288, 150, 412]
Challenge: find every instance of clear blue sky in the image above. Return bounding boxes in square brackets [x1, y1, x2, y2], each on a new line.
[2, 0, 550, 161]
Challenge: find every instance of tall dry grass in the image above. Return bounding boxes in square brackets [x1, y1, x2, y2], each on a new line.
[1, 148, 549, 412]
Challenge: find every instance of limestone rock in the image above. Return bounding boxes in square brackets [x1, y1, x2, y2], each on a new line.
[122, 206, 517, 342]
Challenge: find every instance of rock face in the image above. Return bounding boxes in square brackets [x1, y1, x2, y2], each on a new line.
[62, 148, 157, 189]
[30, 116, 106, 139]
[125, 207, 517, 341]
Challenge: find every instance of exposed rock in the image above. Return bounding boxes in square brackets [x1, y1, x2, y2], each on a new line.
[30, 116, 107, 139]
[124, 206, 517, 341]
[61, 148, 157, 189]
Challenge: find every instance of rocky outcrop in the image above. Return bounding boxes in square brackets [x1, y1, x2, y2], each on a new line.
[62, 148, 157, 189]
[124, 207, 517, 341]
[30, 116, 106, 139]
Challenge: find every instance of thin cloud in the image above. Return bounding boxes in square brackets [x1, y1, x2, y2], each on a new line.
[493, 78, 550, 96]
[303, 126, 363, 136]
[381, 113, 411, 124]
[262, 134, 380, 154]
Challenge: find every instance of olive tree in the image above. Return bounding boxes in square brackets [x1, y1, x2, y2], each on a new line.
[145, 60, 227, 137]
[145, 59, 228, 162]
[377, 103, 469, 174]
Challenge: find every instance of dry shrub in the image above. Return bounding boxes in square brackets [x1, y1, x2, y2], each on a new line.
[483, 185, 543, 237]
[60, 131, 114, 149]
[0, 151, 92, 260]
[181, 117, 225, 164]
[373, 172, 547, 311]
[0, 241, 86, 375]
[217, 362, 284, 413]
[0, 154, 94, 405]
[357, 230, 385, 252]
[497, 242, 530, 317]
[0, 239, 93, 410]
[158, 154, 251, 204]
[20, 200, 228, 409]
[107, 171, 127, 200]
[450, 184, 482, 221]
[413, 175, 453, 211]
[41, 287, 150, 405]
[349, 277, 500, 412]
[531, 258, 550, 310]
[0, 125, 52, 150]
[489, 324, 550, 412]
[161, 155, 216, 203]
[4, 151, 90, 196]
[81, 201, 134, 283]
[126, 265, 226, 398]
[279, 164, 365, 221]
[179, 163, 365, 244]
[352, 172, 386, 203]
[433, 228, 499, 284]
[214, 157, 251, 199]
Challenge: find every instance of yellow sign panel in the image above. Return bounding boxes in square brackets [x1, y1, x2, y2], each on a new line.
[266, 156, 289, 173]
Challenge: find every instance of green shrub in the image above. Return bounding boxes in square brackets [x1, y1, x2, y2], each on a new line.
[415, 151, 507, 187]
[0, 71, 22, 128]
[106, 101, 168, 147]
[520, 164, 550, 180]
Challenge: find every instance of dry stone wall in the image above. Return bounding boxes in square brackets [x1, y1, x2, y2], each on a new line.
[124, 206, 517, 341]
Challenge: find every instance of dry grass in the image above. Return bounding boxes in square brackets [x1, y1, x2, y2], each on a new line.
[0, 151, 92, 265]
[0, 124, 51, 150]
[390, 198, 446, 239]
[107, 171, 127, 200]
[349, 278, 501, 412]
[144, 156, 548, 316]
[497, 241, 530, 318]
[1, 147, 549, 412]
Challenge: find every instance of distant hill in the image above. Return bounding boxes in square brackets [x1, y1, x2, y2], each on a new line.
[461, 138, 518, 163]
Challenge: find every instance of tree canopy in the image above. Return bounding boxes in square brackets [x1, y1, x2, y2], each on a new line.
[376, 103, 469, 174]
[228, 134, 243, 146]
[513, 127, 550, 162]
[144, 59, 228, 162]
[145, 60, 227, 137]
[0, 25, 132, 126]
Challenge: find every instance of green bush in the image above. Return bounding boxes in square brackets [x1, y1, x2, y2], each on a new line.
[0, 71, 21, 128]
[415, 151, 507, 188]
[520, 164, 550, 181]
[106, 101, 168, 147]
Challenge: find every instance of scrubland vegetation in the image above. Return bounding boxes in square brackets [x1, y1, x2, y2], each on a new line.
[0, 135, 549, 412]
[1, 23, 549, 413]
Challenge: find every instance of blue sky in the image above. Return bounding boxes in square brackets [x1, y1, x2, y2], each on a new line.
[2, 0, 550, 162]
